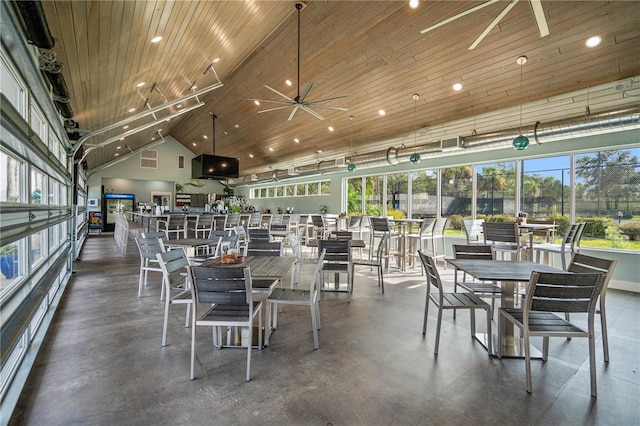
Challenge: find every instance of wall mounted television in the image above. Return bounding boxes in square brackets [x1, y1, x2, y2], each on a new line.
[192, 154, 240, 179]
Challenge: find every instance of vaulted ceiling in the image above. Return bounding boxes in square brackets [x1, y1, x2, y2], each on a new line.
[37, 1, 640, 178]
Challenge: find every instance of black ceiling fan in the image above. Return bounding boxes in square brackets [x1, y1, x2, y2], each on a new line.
[249, 2, 348, 121]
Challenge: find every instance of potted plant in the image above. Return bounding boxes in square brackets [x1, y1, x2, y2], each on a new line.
[319, 204, 328, 214]
[0, 244, 18, 279]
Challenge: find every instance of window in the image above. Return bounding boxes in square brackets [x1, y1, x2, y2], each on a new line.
[365, 175, 384, 216]
[48, 179, 59, 205]
[477, 161, 516, 217]
[296, 184, 306, 196]
[30, 230, 47, 267]
[1, 150, 25, 203]
[140, 149, 158, 168]
[347, 177, 363, 215]
[178, 155, 184, 169]
[30, 167, 47, 205]
[276, 186, 284, 197]
[0, 241, 21, 294]
[0, 55, 26, 117]
[441, 166, 472, 217]
[320, 181, 331, 195]
[307, 183, 318, 195]
[29, 104, 48, 144]
[286, 185, 294, 197]
[386, 173, 408, 218]
[411, 170, 437, 218]
[521, 157, 570, 219]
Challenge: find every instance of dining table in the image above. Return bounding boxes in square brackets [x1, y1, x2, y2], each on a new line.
[393, 218, 424, 270]
[518, 223, 557, 260]
[163, 237, 219, 258]
[445, 258, 567, 358]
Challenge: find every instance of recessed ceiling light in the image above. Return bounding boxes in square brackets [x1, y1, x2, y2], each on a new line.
[177, 104, 182, 109]
[192, 142, 197, 146]
[151, 36, 162, 43]
[203, 135, 208, 139]
[269, 147, 274, 152]
[234, 124, 240, 128]
[123, 125, 129, 130]
[119, 137, 125, 141]
[409, 0, 419, 9]
[285, 80, 292, 86]
[254, 100, 260, 106]
[223, 131, 228, 135]
[328, 126, 334, 132]
[585, 36, 602, 48]
[116, 146, 121, 150]
[378, 109, 386, 116]
[212, 58, 220, 63]
[136, 82, 145, 88]
[294, 138, 300, 143]
[115, 153, 119, 157]
[453, 83, 463, 91]
[249, 154, 254, 158]
[128, 107, 136, 113]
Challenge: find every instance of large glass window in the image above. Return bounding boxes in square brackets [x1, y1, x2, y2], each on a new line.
[30, 167, 47, 205]
[365, 175, 384, 216]
[347, 177, 363, 215]
[1, 150, 24, 203]
[411, 170, 437, 218]
[441, 166, 472, 217]
[386, 173, 408, 218]
[0, 56, 26, 116]
[0, 240, 21, 293]
[477, 161, 516, 217]
[522, 156, 570, 218]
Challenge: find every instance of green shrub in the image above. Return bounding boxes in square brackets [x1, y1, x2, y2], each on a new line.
[479, 214, 514, 223]
[386, 209, 406, 219]
[619, 222, 640, 241]
[546, 212, 571, 236]
[447, 214, 464, 230]
[578, 217, 611, 238]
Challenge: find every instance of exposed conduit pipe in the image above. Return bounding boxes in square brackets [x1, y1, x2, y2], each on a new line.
[231, 106, 639, 186]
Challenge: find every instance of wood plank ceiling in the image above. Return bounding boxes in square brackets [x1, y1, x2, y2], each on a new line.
[38, 1, 640, 178]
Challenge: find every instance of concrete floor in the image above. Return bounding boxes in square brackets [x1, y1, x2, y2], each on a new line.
[9, 234, 640, 425]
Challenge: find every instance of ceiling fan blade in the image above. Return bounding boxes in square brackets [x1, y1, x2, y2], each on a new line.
[529, 0, 549, 37]
[247, 98, 292, 106]
[298, 82, 313, 102]
[258, 105, 293, 113]
[421, 0, 500, 34]
[300, 105, 325, 121]
[264, 85, 293, 101]
[306, 94, 348, 104]
[469, 0, 518, 50]
[306, 104, 349, 112]
[287, 105, 300, 121]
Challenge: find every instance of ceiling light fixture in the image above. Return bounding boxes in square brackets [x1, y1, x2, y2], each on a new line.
[285, 80, 292, 86]
[378, 109, 386, 116]
[294, 138, 300, 143]
[347, 115, 356, 172]
[453, 83, 463, 91]
[136, 82, 145, 88]
[328, 126, 334, 132]
[150, 36, 162, 43]
[512, 56, 530, 151]
[410, 94, 421, 163]
[585, 36, 602, 48]
[409, 0, 419, 9]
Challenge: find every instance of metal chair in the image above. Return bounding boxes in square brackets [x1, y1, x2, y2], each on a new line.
[162, 214, 187, 240]
[351, 233, 388, 301]
[483, 221, 527, 261]
[245, 240, 283, 257]
[368, 217, 401, 273]
[452, 244, 503, 317]
[187, 265, 262, 381]
[156, 249, 192, 347]
[462, 219, 485, 245]
[498, 271, 605, 397]
[266, 250, 325, 349]
[567, 253, 617, 362]
[134, 236, 165, 299]
[248, 228, 271, 242]
[419, 250, 492, 356]
[534, 222, 585, 270]
[212, 214, 227, 231]
[191, 214, 214, 238]
[318, 239, 352, 296]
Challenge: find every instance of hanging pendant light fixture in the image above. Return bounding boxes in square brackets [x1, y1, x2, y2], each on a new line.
[347, 115, 357, 172]
[512, 56, 529, 151]
[410, 94, 421, 163]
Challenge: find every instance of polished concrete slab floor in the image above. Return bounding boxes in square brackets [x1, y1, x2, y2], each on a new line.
[9, 234, 640, 425]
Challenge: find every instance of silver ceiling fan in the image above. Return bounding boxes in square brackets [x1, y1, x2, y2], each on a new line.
[421, 0, 549, 50]
[249, 2, 347, 121]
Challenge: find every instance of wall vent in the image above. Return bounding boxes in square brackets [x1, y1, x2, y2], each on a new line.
[334, 157, 346, 166]
[440, 136, 463, 150]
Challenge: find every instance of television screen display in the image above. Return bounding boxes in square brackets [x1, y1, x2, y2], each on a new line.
[192, 154, 240, 179]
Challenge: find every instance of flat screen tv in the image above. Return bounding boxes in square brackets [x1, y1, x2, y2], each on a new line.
[192, 154, 239, 179]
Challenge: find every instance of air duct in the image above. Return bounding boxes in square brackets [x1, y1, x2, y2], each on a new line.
[14, 1, 55, 49]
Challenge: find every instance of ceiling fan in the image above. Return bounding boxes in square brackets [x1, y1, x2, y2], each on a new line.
[249, 2, 347, 121]
[421, 0, 549, 50]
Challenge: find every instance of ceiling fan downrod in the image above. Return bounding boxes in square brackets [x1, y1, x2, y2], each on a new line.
[295, 3, 303, 102]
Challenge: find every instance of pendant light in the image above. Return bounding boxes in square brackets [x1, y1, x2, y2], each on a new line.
[512, 56, 529, 150]
[347, 115, 357, 172]
[410, 94, 421, 163]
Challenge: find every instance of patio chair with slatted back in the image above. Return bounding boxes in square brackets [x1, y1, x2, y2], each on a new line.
[498, 271, 605, 397]
[191, 214, 214, 238]
[463, 219, 485, 245]
[351, 233, 388, 301]
[266, 250, 326, 349]
[156, 249, 192, 347]
[483, 221, 527, 261]
[418, 250, 492, 356]
[368, 217, 401, 272]
[225, 214, 240, 230]
[318, 239, 352, 296]
[452, 244, 502, 317]
[215, 234, 239, 258]
[248, 228, 270, 242]
[567, 253, 617, 362]
[246, 240, 283, 257]
[297, 214, 311, 245]
[233, 225, 248, 254]
[311, 215, 328, 239]
[259, 214, 273, 230]
[534, 222, 584, 270]
[187, 265, 262, 381]
[163, 214, 187, 240]
[135, 236, 165, 300]
[212, 215, 227, 231]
